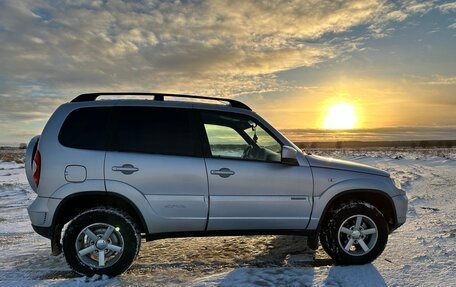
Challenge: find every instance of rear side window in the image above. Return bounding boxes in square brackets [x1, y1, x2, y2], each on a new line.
[59, 107, 111, 150]
[110, 107, 200, 157]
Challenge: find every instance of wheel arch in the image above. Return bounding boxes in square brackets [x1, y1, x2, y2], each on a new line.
[316, 189, 397, 234]
[53, 191, 148, 233]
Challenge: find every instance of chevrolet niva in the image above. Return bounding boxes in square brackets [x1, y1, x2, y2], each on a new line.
[26, 93, 408, 276]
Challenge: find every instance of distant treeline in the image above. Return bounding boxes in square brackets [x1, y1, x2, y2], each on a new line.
[0, 143, 27, 150]
[295, 140, 456, 149]
[1, 140, 455, 150]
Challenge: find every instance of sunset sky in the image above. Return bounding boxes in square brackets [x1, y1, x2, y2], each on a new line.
[0, 0, 455, 144]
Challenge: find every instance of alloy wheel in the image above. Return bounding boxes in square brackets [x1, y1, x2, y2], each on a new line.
[75, 223, 124, 268]
[337, 214, 378, 256]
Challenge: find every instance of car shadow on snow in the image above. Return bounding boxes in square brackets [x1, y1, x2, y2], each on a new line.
[121, 235, 387, 286]
[125, 235, 328, 272]
[12, 234, 386, 286]
[194, 263, 387, 286]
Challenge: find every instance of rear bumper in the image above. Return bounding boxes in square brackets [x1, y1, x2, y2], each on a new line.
[392, 193, 408, 229]
[27, 196, 61, 231]
[29, 197, 63, 254]
[31, 224, 53, 239]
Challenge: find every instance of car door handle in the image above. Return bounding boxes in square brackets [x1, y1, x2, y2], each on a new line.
[210, 168, 235, 178]
[112, 164, 139, 175]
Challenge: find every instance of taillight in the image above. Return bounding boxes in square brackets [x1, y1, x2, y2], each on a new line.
[32, 150, 41, 187]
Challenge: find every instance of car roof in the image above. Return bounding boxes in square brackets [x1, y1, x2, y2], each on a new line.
[70, 92, 252, 111]
[64, 98, 256, 115]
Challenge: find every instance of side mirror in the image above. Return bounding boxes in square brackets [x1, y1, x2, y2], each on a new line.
[281, 145, 298, 165]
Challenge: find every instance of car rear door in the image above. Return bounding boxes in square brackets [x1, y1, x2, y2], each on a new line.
[199, 110, 313, 231]
[104, 106, 209, 233]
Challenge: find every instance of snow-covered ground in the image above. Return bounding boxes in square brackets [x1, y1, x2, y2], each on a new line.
[0, 148, 455, 286]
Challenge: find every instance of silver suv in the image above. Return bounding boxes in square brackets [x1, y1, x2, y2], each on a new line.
[26, 93, 408, 276]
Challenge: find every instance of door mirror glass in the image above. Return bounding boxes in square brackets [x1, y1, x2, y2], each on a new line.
[281, 146, 298, 165]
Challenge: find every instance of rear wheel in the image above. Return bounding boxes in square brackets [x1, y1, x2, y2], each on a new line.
[63, 207, 140, 276]
[320, 202, 388, 265]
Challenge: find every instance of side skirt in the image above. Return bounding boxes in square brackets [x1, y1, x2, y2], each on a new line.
[145, 229, 317, 241]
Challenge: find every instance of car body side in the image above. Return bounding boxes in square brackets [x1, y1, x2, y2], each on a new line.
[27, 100, 407, 248]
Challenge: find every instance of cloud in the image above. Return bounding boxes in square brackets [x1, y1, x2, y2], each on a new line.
[404, 0, 436, 14]
[405, 74, 456, 85]
[438, 2, 456, 13]
[0, 0, 446, 142]
[0, 91, 64, 142]
[437, 1, 456, 30]
[0, 0, 430, 94]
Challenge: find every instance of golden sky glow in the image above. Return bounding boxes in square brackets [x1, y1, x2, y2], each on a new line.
[0, 1, 455, 143]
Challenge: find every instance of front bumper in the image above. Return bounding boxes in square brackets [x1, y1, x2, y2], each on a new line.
[392, 193, 408, 228]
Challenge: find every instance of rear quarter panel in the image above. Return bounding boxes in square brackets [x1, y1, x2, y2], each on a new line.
[36, 102, 111, 198]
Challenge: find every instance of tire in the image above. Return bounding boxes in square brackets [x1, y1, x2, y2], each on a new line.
[320, 201, 388, 265]
[62, 207, 141, 276]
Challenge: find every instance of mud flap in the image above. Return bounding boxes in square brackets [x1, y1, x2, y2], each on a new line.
[307, 235, 319, 250]
[51, 224, 63, 256]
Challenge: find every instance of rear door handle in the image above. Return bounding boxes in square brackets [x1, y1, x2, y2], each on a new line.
[112, 164, 139, 175]
[210, 168, 235, 178]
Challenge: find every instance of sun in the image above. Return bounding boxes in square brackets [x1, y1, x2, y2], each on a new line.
[324, 103, 357, 130]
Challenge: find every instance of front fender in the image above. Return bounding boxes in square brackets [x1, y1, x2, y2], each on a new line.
[307, 177, 394, 230]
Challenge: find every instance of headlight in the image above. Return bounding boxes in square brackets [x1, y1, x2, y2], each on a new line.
[390, 177, 402, 190]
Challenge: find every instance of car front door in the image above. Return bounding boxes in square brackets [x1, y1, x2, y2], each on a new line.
[104, 106, 208, 233]
[199, 110, 313, 231]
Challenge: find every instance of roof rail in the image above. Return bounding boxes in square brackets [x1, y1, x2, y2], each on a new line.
[71, 92, 251, 110]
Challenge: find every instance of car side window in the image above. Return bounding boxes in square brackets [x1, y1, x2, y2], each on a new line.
[110, 107, 200, 157]
[59, 107, 111, 150]
[201, 111, 282, 163]
[204, 124, 249, 158]
[245, 125, 282, 154]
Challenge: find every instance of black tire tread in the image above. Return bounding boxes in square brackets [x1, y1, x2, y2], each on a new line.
[62, 207, 141, 276]
[320, 201, 388, 265]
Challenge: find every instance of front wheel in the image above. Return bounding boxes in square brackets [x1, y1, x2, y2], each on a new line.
[320, 202, 388, 265]
[62, 207, 141, 276]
